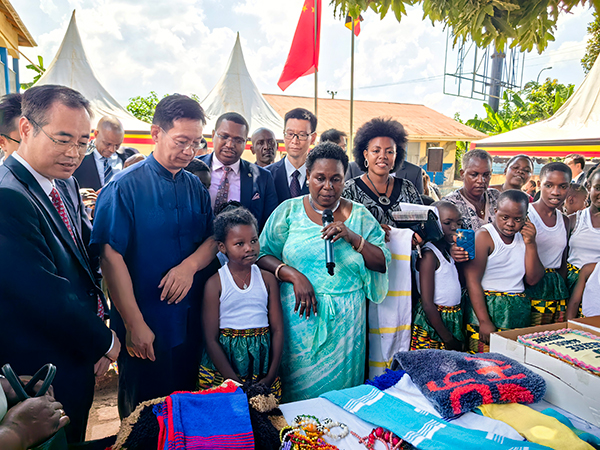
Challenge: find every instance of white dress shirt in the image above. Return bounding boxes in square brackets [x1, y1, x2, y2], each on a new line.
[284, 156, 307, 190]
[93, 148, 123, 186]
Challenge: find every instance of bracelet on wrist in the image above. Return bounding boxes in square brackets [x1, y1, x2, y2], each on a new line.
[353, 236, 365, 253]
[275, 263, 287, 281]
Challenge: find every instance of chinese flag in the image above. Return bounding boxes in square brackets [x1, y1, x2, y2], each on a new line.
[345, 14, 363, 36]
[277, 0, 321, 91]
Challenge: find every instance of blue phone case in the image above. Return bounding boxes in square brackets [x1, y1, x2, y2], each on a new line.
[456, 228, 475, 260]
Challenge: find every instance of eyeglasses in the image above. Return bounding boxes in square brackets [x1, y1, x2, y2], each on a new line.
[215, 133, 247, 147]
[160, 127, 203, 151]
[1, 134, 20, 144]
[27, 117, 88, 154]
[283, 130, 313, 141]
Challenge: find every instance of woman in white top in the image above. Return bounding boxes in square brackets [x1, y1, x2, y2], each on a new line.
[525, 162, 572, 325]
[566, 168, 600, 295]
[411, 201, 464, 351]
[464, 190, 544, 353]
[567, 262, 600, 319]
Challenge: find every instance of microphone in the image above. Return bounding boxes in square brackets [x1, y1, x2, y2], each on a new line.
[322, 209, 335, 276]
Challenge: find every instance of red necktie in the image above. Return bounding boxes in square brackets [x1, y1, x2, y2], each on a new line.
[50, 187, 105, 319]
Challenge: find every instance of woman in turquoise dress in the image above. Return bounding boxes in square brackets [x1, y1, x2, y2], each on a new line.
[258, 142, 391, 403]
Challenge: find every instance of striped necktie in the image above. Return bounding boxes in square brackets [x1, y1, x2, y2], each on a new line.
[103, 157, 114, 184]
[290, 170, 301, 198]
[214, 166, 232, 213]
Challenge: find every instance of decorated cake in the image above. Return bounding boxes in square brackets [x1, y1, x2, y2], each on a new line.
[517, 328, 600, 376]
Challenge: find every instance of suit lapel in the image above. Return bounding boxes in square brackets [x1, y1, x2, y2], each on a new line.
[275, 158, 292, 200]
[240, 160, 253, 207]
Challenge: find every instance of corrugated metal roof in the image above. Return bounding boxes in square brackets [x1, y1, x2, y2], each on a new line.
[263, 94, 487, 141]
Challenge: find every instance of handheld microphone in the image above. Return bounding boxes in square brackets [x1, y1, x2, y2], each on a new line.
[322, 209, 335, 276]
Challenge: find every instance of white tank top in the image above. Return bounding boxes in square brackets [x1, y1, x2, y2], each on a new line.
[582, 263, 600, 317]
[218, 264, 269, 330]
[415, 243, 461, 307]
[480, 223, 526, 293]
[528, 206, 567, 269]
[567, 208, 600, 269]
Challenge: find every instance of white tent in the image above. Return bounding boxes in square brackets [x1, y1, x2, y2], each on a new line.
[201, 33, 284, 138]
[36, 11, 149, 133]
[474, 55, 600, 158]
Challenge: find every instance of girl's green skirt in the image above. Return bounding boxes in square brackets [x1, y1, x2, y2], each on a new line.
[525, 269, 569, 325]
[410, 304, 464, 350]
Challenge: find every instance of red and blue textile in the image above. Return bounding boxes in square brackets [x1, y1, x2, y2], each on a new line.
[153, 381, 254, 450]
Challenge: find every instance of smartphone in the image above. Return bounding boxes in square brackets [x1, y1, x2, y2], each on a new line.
[456, 228, 475, 260]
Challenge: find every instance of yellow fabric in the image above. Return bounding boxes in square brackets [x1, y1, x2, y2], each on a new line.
[477, 403, 594, 450]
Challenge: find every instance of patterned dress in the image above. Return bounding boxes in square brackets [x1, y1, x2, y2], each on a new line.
[259, 197, 390, 402]
[443, 188, 500, 230]
[342, 176, 422, 225]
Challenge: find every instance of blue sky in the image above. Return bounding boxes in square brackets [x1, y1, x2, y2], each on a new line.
[17, 0, 594, 122]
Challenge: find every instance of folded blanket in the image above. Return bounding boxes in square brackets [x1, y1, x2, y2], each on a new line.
[322, 385, 552, 450]
[392, 350, 546, 419]
[540, 409, 600, 448]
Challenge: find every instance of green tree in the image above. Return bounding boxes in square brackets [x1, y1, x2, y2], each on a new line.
[582, 12, 600, 73]
[20, 56, 45, 90]
[126, 92, 202, 123]
[331, 0, 599, 53]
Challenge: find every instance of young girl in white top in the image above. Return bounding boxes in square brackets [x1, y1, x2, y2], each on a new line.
[526, 162, 571, 325]
[411, 201, 465, 351]
[464, 190, 544, 353]
[567, 262, 600, 319]
[199, 207, 284, 398]
[567, 168, 600, 295]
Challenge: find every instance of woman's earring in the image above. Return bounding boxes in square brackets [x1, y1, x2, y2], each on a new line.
[364, 160, 369, 168]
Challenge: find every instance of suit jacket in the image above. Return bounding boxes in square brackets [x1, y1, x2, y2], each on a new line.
[200, 154, 278, 230]
[394, 160, 424, 194]
[0, 156, 112, 441]
[266, 157, 309, 205]
[73, 149, 136, 190]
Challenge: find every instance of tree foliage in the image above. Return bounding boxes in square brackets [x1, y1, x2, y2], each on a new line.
[582, 11, 600, 73]
[126, 92, 202, 123]
[331, 0, 599, 53]
[20, 56, 45, 90]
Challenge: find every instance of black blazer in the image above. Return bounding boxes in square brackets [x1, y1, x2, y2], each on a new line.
[265, 157, 309, 205]
[0, 156, 112, 440]
[199, 154, 278, 230]
[73, 148, 137, 190]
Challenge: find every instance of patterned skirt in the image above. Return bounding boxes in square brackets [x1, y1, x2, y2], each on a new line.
[410, 303, 464, 350]
[526, 269, 569, 325]
[567, 263, 580, 295]
[198, 327, 281, 400]
[466, 291, 530, 354]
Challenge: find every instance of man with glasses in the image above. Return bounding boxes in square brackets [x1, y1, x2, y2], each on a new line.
[0, 93, 22, 164]
[92, 94, 216, 418]
[250, 127, 277, 167]
[199, 112, 277, 229]
[266, 107, 316, 205]
[0, 85, 120, 442]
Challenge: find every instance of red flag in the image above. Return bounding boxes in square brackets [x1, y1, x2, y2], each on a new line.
[277, 0, 321, 91]
[345, 14, 363, 36]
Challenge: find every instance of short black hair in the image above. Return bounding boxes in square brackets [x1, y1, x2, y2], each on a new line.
[497, 189, 529, 212]
[213, 206, 258, 243]
[305, 141, 349, 174]
[0, 93, 22, 135]
[214, 112, 249, 137]
[284, 108, 317, 133]
[463, 149, 492, 168]
[565, 153, 585, 169]
[185, 158, 210, 174]
[320, 128, 346, 145]
[539, 161, 572, 182]
[505, 154, 533, 172]
[588, 165, 600, 185]
[567, 183, 588, 197]
[152, 94, 206, 131]
[22, 85, 92, 134]
[352, 117, 407, 173]
[432, 200, 460, 215]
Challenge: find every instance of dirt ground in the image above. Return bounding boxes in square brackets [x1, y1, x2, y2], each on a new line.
[85, 370, 121, 441]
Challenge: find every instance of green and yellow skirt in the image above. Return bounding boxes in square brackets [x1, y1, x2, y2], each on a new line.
[198, 327, 281, 400]
[466, 291, 530, 354]
[526, 269, 569, 325]
[410, 303, 464, 350]
[567, 263, 580, 295]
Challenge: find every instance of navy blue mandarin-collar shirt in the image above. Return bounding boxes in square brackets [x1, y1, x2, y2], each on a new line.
[91, 153, 214, 348]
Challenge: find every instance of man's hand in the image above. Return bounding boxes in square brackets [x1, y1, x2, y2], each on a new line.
[105, 330, 121, 362]
[126, 322, 156, 361]
[158, 260, 196, 304]
[93, 357, 112, 377]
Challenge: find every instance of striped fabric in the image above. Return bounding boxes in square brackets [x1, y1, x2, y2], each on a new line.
[368, 227, 414, 378]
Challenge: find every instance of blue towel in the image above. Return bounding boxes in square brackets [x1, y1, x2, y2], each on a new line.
[392, 350, 546, 418]
[322, 385, 552, 450]
[541, 408, 600, 448]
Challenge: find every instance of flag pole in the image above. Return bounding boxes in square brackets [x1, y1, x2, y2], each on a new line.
[314, 0, 318, 117]
[349, 17, 355, 153]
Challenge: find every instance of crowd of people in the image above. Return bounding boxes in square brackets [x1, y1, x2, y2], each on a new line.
[0, 85, 599, 448]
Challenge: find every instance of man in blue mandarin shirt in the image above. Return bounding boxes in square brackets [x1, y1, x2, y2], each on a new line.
[92, 95, 216, 418]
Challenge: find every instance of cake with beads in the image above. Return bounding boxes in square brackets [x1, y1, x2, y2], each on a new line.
[517, 328, 600, 376]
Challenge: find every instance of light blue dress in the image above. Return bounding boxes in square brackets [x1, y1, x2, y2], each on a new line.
[259, 197, 390, 402]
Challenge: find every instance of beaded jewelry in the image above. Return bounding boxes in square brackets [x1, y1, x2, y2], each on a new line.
[280, 415, 346, 450]
[321, 418, 349, 439]
[351, 427, 404, 450]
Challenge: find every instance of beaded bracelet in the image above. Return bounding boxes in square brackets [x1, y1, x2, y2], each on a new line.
[321, 418, 349, 439]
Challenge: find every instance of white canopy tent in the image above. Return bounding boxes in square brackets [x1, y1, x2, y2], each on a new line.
[36, 11, 150, 134]
[474, 55, 600, 158]
[201, 33, 284, 138]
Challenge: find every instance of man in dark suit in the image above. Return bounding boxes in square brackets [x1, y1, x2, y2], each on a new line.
[73, 116, 138, 190]
[0, 85, 120, 442]
[200, 112, 277, 229]
[266, 108, 315, 205]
